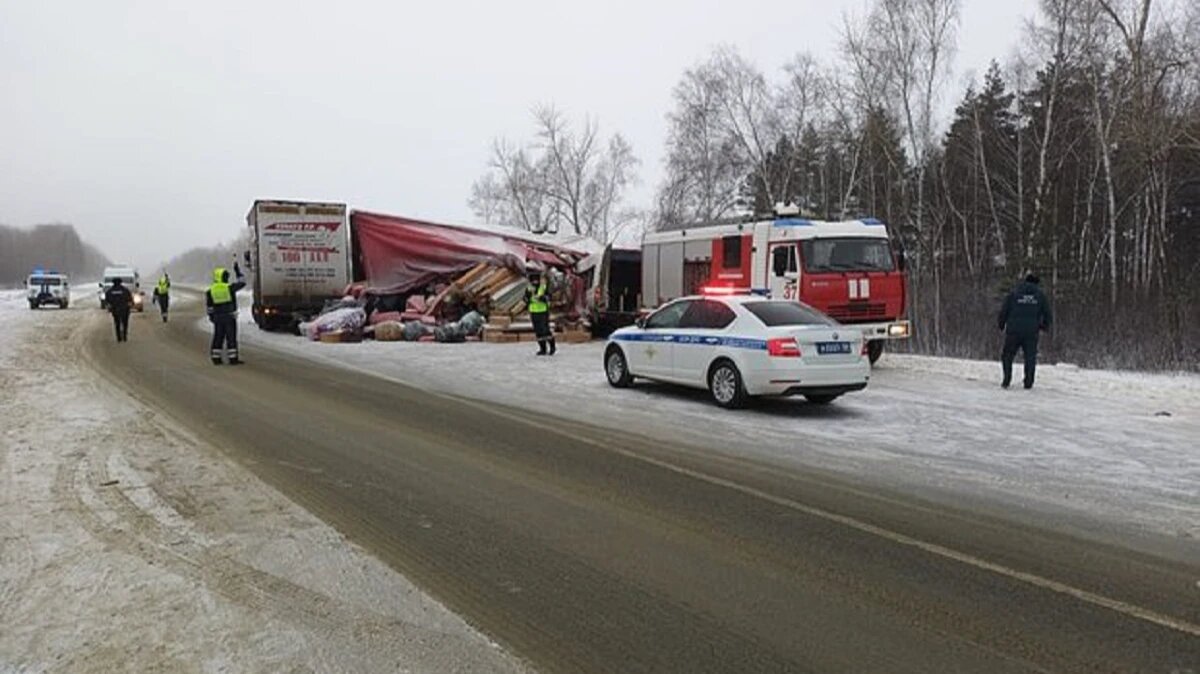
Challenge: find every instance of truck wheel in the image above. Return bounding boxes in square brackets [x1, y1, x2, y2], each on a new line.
[708, 359, 748, 409]
[61, 301, 69, 310]
[605, 346, 634, 388]
[867, 341, 885, 365]
[804, 394, 839, 405]
[29, 301, 37, 310]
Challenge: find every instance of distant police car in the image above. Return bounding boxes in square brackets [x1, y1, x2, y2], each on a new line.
[26, 271, 70, 310]
[604, 293, 870, 408]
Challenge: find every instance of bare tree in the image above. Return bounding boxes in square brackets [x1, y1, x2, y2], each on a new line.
[774, 53, 828, 208]
[837, 11, 894, 217]
[860, 0, 961, 235]
[848, 0, 961, 350]
[657, 60, 730, 228]
[470, 107, 639, 242]
[469, 139, 552, 233]
[657, 48, 768, 227]
[706, 48, 780, 208]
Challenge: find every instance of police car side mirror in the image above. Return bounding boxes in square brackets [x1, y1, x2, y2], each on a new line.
[635, 316, 647, 329]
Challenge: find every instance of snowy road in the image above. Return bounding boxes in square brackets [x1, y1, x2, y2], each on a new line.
[6, 288, 1197, 672]
[63, 293, 1198, 672]
[0, 290, 530, 673]
[236, 310, 1200, 550]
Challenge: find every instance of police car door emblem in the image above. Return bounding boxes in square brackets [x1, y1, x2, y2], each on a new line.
[645, 344, 658, 360]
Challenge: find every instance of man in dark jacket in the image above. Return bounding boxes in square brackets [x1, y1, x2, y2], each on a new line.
[206, 263, 247, 365]
[998, 273, 1053, 389]
[104, 278, 134, 343]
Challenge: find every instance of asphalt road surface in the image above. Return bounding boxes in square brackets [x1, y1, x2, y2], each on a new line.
[85, 298, 1199, 673]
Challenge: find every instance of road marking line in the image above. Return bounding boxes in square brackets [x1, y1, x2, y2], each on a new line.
[474, 402, 1200, 639]
[241, 332, 1200, 639]
[623, 449, 1200, 638]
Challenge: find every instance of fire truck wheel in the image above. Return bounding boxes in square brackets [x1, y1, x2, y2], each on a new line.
[708, 359, 748, 409]
[867, 341, 885, 365]
[605, 346, 634, 388]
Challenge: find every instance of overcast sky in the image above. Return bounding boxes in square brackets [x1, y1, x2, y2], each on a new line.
[1, 0, 1036, 270]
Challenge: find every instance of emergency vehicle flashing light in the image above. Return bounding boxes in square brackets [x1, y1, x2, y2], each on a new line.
[701, 285, 741, 296]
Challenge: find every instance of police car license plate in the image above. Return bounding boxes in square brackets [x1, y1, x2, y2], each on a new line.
[817, 342, 851, 355]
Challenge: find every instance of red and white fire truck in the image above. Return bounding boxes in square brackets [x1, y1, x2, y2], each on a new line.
[641, 210, 911, 363]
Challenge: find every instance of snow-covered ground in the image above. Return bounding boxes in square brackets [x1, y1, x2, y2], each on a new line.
[0, 290, 529, 673]
[236, 311, 1200, 548]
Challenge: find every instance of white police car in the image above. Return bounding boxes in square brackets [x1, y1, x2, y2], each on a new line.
[604, 294, 870, 408]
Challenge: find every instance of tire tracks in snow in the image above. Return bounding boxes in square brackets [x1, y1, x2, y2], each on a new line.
[0, 325, 44, 628]
[65, 308, 520, 671]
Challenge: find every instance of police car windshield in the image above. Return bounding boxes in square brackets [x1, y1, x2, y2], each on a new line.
[745, 301, 836, 327]
[30, 277, 62, 286]
[801, 238, 894, 272]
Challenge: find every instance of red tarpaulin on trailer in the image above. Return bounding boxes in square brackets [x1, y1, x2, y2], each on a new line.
[351, 211, 586, 294]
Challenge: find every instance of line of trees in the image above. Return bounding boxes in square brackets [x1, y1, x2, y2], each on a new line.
[160, 232, 252, 285]
[463, 1, 1195, 366]
[471, 0, 1198, 370]
[0, 223, 109, 287]
[662, 0, 1200, 370]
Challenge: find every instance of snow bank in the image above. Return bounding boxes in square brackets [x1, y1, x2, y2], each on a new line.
[236, 310, 1200, 545]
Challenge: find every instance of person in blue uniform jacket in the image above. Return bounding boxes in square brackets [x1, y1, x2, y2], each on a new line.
[998, 273, 1053, 389]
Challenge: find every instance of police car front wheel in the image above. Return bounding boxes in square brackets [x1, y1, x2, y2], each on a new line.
[605, 347, 634, 388]
[708, 360, 748, 409]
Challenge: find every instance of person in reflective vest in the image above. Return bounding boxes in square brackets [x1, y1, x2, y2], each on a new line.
[153, 273, 171, 323]
[206, 263, 246, 365]
[524, 270, 556, 356]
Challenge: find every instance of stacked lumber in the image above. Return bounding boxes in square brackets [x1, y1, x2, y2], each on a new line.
[453, 263, 528, 316]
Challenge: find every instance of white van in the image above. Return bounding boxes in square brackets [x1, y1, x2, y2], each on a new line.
[27, 272, 70, 310]
[99, 266, 145, 312]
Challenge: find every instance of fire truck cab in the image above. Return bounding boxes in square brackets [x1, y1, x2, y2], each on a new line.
[642, 211, 911, 363]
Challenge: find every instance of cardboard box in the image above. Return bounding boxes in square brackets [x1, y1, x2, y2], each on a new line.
[488, 314, 513, 329]
[483, 329, 520, 344]
[561, 330, 591, 344]
[319, 329, 362, 344]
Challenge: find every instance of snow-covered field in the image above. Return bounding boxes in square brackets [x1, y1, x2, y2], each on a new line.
[0, 291, 529, 673]
[237, 311, 1200, 548]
